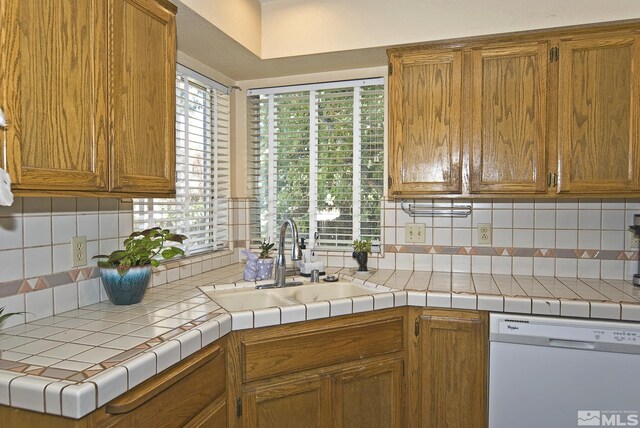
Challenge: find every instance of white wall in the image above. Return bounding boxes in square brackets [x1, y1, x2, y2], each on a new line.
[180, 0, 263, 56]
[259, 0, 640, 58]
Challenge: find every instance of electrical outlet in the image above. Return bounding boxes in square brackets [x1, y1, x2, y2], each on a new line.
[629, 230, 640, 249]
[71, 236, 87, 267]
[405, 223, 426, 243]
[477, 223, 491, 245]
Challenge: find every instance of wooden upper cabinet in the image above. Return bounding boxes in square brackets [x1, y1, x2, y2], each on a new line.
[389, 50, 462, 195]
[109, 0, 176, 195]
[470, 43, 548, 193]
[2, 0, 108, 191]
[557, 33, 640, 193]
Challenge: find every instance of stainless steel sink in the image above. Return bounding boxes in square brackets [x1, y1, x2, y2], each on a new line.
[199, 280, 384, 312]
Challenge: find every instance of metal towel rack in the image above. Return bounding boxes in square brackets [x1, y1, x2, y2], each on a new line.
[400, 200, 472, 218]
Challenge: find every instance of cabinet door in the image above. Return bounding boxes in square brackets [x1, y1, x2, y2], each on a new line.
[109, 0, 176, 195]
[557, 33, 640, 193]
[332, 357, 404, 428]
[419, 309, 488, 428]
[1, 0, 108, 191]
[242, 376, 332, 428]
[389, 50, 462, 195]
[470, 43, 548, 193]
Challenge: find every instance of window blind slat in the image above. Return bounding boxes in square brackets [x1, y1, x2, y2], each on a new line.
[248, 80, 384, 251]
[134, 66, 230, 256]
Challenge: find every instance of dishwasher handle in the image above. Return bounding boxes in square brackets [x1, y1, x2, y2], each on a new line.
[548, 338, 596, 350]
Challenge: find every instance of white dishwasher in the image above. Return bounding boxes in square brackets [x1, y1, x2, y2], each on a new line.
[489, 313, 640, 428]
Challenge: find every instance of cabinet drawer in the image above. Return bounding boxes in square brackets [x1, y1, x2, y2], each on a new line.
[97, 344, 225, 427]
[242, 317, 404, 383]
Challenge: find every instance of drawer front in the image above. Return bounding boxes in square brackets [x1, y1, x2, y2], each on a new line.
[243, 317, 404, 383]
[100, 344, 226, 427]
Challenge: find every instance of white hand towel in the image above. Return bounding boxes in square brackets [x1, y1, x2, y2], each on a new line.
[0, 168, 14, 207]
[0, 108, 7, 128]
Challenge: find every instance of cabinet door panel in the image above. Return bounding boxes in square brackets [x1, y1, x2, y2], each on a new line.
[470, 43, 548, 193]
[110, 0, 176, 195]
[243, 376, 332, 428]
[2, 0, 108, 190]
[389, 50, 462, 194]
[558, 34, 640, 193]
[419, 309, 488, 428]
[332, 358, 403, 428]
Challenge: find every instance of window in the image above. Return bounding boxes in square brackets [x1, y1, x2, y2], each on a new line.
[134, 65, 230, 255]
[247, 78, 384, 251]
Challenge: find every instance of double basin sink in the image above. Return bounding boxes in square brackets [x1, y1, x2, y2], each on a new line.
[199, 279, 383, 312]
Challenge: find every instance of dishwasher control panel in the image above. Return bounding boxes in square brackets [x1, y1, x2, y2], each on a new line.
[490, 313, 640, 353]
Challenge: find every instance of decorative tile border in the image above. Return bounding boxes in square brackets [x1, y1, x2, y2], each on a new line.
[384, 245, 639, 260]
[0, 250, 236, 301]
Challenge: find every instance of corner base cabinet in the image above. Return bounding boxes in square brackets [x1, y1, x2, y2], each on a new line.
[230, 309, 406, 428]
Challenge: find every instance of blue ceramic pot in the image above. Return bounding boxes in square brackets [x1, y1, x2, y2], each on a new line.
[99, 266, 152, 305]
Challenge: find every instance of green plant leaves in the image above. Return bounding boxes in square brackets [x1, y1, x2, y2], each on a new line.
[92, 227, 188, 275]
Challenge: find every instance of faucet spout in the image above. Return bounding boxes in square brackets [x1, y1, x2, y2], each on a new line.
[274, 219, 302, 287]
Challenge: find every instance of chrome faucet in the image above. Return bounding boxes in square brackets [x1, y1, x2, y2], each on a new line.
[273, 219, 303, 287]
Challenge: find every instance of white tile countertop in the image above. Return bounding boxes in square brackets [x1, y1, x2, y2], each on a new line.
[0, 263, 639, 419]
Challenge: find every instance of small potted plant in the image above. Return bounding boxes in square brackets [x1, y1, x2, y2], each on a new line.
[93, 227, 187, 305]
[256, 238, 275, 280]
[352, 238, 372, 272]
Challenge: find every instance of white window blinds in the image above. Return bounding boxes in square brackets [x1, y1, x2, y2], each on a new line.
[134, 65, 230, 255]
[247, 78, 384, 251]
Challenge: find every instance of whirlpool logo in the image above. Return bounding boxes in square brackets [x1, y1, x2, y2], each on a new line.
[578, 410, 639, 426]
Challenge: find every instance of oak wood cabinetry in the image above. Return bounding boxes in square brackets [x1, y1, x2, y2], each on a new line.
[388, 21, 640, 198]
[0, 0, 176, 197]
[470, 43, 548, 194]
[407, 308, 489, 428]
[388, 50, 463, 194]
[229, 309, 406, 428]
[557, 33, 640, 193]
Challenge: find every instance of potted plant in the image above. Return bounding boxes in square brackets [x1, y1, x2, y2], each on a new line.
[256, 239, 275, 280]
[352, 238, 372, 272]
[93, 227, 187, 305]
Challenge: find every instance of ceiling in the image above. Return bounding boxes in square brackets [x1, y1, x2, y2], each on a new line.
[173, 0, 387, 82]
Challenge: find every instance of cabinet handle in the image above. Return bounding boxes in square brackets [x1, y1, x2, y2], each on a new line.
[105, 344, 222, 415]
[553, 173, 558, 187]
[547, 172, 552, 187]
[0, 108, 8, 129]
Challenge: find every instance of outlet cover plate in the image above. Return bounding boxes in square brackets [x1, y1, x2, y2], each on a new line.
[405, 223, 426, 243]
[71, 236, 87, 267]
[477, 223, 491, 245]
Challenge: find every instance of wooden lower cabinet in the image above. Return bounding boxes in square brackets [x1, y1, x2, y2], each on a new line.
[230, 309, 406, 428]
[0, 342, 227, 427]
[408, 308, 489, 428]
[242, 376, 331, 428]
[332, 357, 404, 428]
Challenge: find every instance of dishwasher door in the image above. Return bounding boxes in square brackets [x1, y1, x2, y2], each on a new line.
[489, 314, 640, 428]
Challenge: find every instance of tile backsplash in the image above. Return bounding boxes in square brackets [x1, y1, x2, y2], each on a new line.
[234, 198, 640, 281]
[0, 197, 133, 284]
[2, 196, 639, 329]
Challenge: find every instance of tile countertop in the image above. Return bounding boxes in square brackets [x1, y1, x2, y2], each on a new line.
[0, 263, 639, 419]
